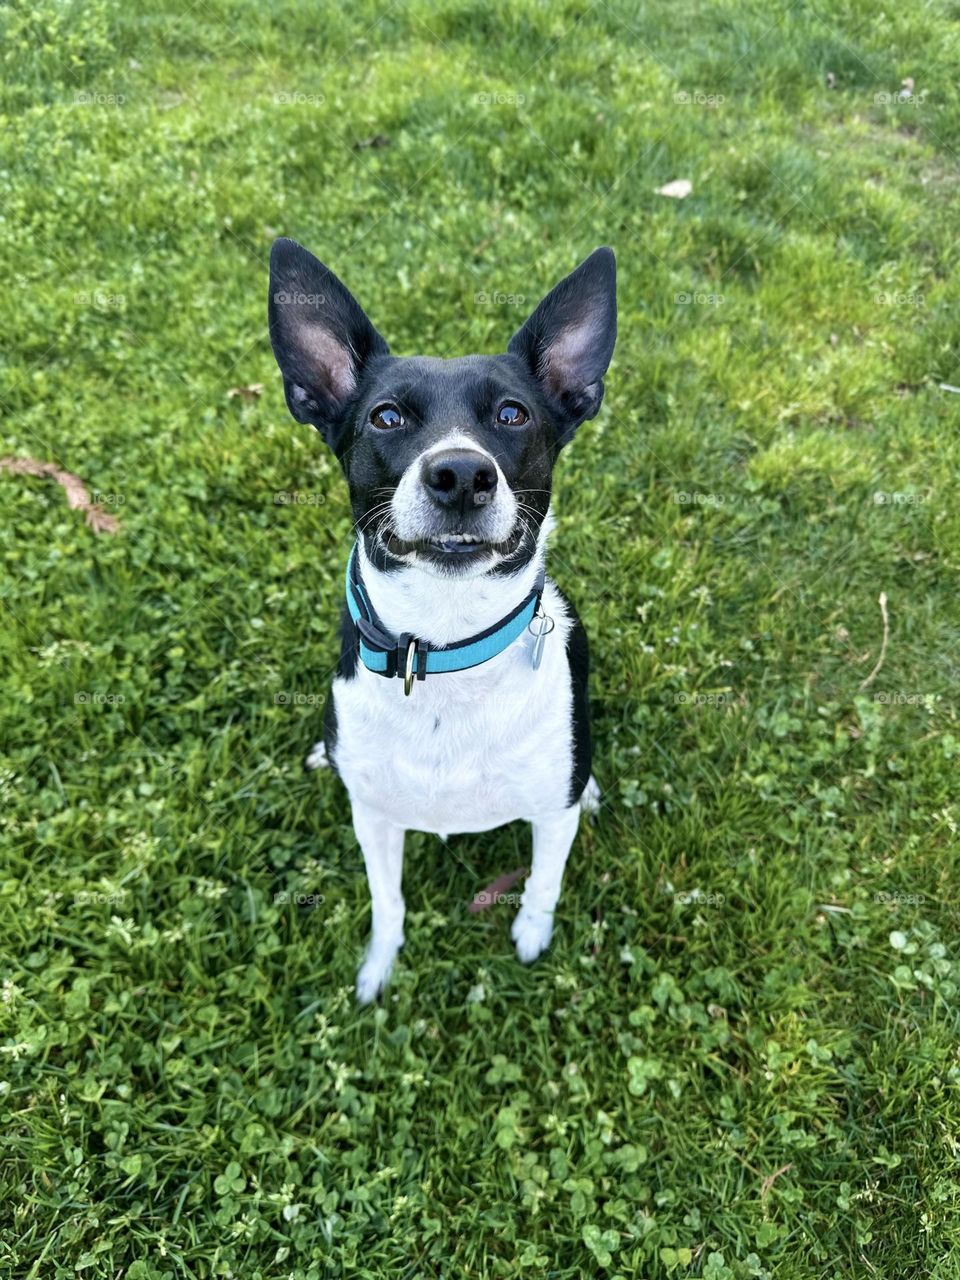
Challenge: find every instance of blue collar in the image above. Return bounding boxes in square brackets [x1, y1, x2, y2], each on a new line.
[345, 543, 545, 694]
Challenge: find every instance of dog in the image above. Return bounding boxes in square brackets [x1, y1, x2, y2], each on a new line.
[267, 239, 617, 1002]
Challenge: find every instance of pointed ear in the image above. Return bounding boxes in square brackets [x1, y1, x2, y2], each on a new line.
[508, 248, 617, 445]
[268, 238, 389, 446]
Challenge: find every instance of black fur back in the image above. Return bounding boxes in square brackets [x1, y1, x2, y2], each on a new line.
[561, 591, 592, 807]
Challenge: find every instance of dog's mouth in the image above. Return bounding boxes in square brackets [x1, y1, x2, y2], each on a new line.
[382, 526, 524, 561]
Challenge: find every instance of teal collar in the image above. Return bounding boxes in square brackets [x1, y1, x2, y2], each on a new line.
[345, 544, 545, 694]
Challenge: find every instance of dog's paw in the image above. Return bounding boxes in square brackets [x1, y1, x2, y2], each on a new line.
[512, 909, 554, 964]
[304, 741, 329, 771]
[580, 774, 601, 816]
[355, 941, 402, 1005]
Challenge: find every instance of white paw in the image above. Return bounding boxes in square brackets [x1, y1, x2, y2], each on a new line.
[580, 774, 601, 815]
[512, 909, 554, 964]
[355, 940, 402, 1004]
[305, 741, 329, 771]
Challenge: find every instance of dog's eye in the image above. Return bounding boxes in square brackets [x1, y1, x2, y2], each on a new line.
[496, 401, 528, 427]
[370, 404, 404, 430]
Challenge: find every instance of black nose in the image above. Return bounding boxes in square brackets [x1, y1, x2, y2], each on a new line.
[421, 448, 498, 512]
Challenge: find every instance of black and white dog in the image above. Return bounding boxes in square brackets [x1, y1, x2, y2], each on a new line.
[268, 239, 617, 1002]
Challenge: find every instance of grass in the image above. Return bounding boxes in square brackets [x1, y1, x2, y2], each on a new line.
[2, 0, 960, 1275]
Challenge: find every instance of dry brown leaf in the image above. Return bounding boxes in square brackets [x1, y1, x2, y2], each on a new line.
[655, 178, 692, 199]
[468, 866, 529, 914]
[227, 383, 264, 400]
[0, 456, 120, 533]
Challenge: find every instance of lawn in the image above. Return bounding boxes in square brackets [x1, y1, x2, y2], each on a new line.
[2, 0, 960, 1276]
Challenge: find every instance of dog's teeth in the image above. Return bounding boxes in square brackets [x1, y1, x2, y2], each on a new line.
[426, 532, 489, 549]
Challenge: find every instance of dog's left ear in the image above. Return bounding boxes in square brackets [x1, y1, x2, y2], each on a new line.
[508, 247, 617, 445]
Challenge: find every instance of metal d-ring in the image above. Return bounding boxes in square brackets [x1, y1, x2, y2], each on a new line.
[403, 637, 418, 696]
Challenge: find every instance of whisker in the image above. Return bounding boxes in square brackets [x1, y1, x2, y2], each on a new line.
[354, 500, 394, 537]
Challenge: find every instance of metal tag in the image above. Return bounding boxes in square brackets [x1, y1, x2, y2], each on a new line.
[528, 609, 555, 670]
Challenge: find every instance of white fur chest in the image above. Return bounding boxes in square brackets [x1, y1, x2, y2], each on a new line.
[330, 577, 575, 834]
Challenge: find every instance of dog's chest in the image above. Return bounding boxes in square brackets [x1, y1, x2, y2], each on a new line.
[330, 583, 575, 832]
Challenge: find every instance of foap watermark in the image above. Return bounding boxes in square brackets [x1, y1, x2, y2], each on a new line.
[874, 291, 924, 307]
[674, 691, 733, 707]
[73, 89, 126, 108]
[675, 889, 726, 907]
[872, 491, 927, 506]
[75, 890, 127, 907]
[874, 89, 926, 107]
[75, 290, 126, 309]
[275, 691, 324, 707]
[675, 290, 724, 306]
[475, 291, 526, 306]
[272, 290, 326, 307]
[875, 890, 924, 906]
[274, 890, 326, 907]
[92, 490, 126, 507]
[674, 491, 726, 506]
[274, 491, 326, 506]
[75, 691, 126, 706]
[473, 91, 526, 106]
[873, 691, 934, 706]
[273, 91, 325, 106]
[673, 90, 725, 107]
[472, 890, 522, 908]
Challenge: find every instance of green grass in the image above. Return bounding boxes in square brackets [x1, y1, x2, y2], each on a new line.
[2, 0, 960, 1275]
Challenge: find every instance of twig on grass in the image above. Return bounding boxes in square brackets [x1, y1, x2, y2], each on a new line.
[0, 455, 120, 533]
[858, 591, 889, 691]
[760, 1163, 793, 1201]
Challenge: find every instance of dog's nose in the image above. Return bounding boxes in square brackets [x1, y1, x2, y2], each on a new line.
[421, 449, 498, 512]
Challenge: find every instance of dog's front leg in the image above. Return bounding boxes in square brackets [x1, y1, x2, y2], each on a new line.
[352, 801, 406, 1004]
[512, 805, 581, 963]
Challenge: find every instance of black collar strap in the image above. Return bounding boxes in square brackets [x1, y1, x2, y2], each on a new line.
[345, 543, 545, 689]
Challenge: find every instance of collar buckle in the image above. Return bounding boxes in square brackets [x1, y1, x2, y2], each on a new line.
[394, 633, 429, 694]
[402, 635, 418, 696]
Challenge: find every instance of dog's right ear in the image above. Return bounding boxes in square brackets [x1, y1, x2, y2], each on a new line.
[268, 238, 389, 447]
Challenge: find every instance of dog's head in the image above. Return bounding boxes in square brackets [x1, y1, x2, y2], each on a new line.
[268, 239, 616, 576]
